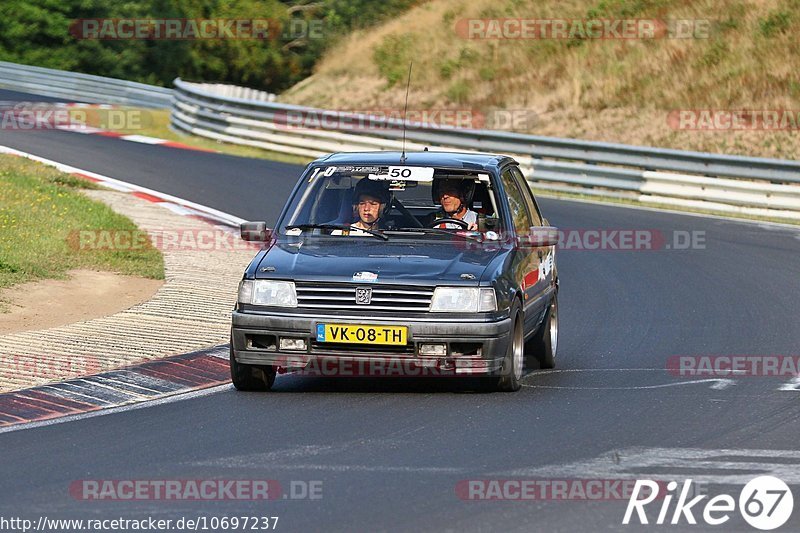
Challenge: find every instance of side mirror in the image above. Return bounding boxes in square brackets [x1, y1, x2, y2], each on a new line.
[240, 221, 272, 242]
[527, 226, 559, 247]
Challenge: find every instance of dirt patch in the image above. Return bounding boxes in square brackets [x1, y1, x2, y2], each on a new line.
[0, 269, 163, 334]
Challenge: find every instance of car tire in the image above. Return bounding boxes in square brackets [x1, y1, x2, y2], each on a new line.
[482, 305, 524, 392]
[525, 294, 558, 370]
[230, 341, 276, 391]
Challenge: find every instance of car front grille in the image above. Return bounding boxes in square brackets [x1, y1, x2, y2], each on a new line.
[295, 282, 433, 313]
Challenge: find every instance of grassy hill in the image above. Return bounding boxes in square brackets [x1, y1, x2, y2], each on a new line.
[280, 0, 800, 159]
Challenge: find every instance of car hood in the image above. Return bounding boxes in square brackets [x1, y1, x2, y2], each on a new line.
[255, 237, 501, 285]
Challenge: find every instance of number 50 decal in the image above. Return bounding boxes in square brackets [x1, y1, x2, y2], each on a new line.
[371, 167, 434, 182]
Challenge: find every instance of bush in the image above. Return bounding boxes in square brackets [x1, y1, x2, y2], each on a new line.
[758, 11, 792, 37]
[373, 33, 415, 87]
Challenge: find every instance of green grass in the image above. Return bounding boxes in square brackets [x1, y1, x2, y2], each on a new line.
[758, 10, 792, 37]
[373, 33, 416, 87]
[0, 156, 164, 308]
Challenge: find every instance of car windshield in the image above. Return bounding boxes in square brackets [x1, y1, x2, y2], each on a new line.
[279, 164, 504, 237]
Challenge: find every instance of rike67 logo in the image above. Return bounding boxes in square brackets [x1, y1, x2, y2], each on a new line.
[623, 476, 794, 530]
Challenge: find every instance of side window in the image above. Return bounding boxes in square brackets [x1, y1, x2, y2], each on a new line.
[511, 167, 543, 226]
[500, 168, 533, 235]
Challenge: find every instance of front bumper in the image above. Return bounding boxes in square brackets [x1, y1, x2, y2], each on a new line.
[231, 311, 513, 376]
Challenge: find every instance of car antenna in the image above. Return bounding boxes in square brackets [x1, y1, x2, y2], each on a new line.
[400, 61, 413, 164]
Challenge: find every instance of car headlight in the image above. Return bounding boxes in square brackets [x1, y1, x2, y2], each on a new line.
[430, 287, 497, 313]
[238, 280, 297, 307]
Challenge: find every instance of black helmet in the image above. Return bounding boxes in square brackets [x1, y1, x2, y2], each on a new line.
[353, 178, 391, 205]
[432, 178, 475, 206]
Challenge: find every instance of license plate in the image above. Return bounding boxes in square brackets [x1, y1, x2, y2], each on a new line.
[316, 324, 407, 345]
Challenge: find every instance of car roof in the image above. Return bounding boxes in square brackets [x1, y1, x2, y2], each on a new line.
[311, 151, 517, 171]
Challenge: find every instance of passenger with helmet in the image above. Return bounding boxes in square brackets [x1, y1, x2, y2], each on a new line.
[432, 178, 479, 230]
[346, 178, 391, 233]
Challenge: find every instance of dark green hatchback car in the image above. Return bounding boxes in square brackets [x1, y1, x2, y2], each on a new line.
[231, 151, 559, 392]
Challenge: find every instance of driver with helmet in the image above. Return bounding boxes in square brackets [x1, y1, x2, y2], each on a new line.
[432, 178, 478, 230]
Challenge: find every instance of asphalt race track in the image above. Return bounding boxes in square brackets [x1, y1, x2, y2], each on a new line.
[1, 89, 799, 532]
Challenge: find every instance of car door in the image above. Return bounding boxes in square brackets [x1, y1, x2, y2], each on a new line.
[511, 167, 555, 319]
[499, 166, 543, 330]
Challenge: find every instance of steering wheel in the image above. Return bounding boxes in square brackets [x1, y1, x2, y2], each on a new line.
[426, 218, 469, 229]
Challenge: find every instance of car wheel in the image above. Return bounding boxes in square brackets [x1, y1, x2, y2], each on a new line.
[526, 294, 558, 370]
[230, 342, 276, 391]
[483, 306, 524, 392]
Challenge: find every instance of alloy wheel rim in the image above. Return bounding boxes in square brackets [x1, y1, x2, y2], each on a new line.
[550, 300, 558, 358]
[513, 317, 524, 380]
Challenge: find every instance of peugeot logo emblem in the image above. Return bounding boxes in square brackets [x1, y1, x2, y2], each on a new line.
[355, 287, 373, 305]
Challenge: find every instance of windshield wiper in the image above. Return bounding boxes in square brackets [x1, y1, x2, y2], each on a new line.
[285, 224, 389, 241]
[391, 227, 482, 241]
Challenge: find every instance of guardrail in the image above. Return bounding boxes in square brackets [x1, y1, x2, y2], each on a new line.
[1, 59, 796, 221]
[171, 78, 800, 221]
[0, 61, 173, 108]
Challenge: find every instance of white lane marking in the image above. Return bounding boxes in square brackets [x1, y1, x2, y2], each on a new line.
[54, 125, 103, 134]
[778, 376, 800, 391]
[709, 379, 736, 390]
[0, 384, 231, 435]
[120, 134, 168, 144]
[534, 368, 797, 389]
[160, 203, 196, 216]
[54, 103, 115, 109]
[532, 368, 778, 375]
[0, 144, 246, 227]
[94, 180, 133, 192]
[499, 447, 800, 484]
[522, 378, 735, 391]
